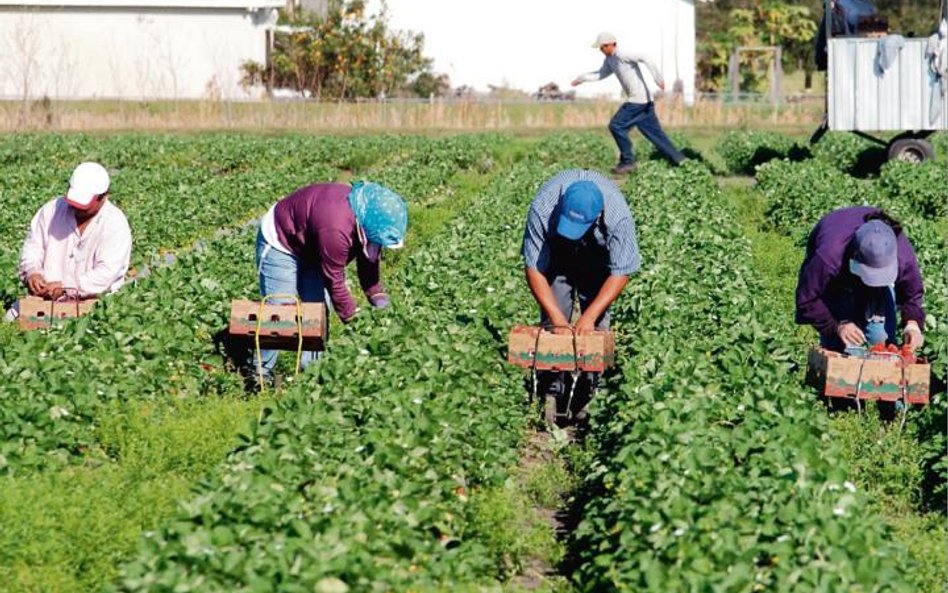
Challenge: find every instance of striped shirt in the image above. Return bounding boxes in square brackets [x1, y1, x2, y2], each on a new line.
[522, 169, 641, 276]
[576, 49, 663, 104]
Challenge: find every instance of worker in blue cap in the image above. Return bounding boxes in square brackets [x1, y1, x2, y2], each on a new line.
[522, 169, 641, 423]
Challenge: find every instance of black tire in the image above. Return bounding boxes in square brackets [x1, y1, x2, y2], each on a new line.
[887, 138, 935, 164]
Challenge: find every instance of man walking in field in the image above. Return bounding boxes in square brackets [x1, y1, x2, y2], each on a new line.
[522, 169, 641, 424]
[572, 32, 685, 174]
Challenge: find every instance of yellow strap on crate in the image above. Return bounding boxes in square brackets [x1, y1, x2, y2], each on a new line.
[254, 293, 304, 393]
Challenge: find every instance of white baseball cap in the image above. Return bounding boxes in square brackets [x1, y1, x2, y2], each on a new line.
[65, 162, 110, 209]
[592, 32, 617, 48]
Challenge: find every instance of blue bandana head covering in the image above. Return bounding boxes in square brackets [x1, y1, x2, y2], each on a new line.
[348, 181, 408, 249]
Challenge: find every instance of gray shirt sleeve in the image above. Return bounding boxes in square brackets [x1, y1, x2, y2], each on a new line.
[616, 49, 664, 87]
[576, 57, 614, 83]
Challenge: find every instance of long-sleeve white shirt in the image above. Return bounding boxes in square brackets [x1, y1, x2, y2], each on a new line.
[576, 49, 664, 104]
[18, 197, 132, 298]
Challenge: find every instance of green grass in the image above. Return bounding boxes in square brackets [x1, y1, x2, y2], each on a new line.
[781, 69, 827, 96]
[470, 483, 564, 580]
[830, 407, 948, 593]
[720, 178, 812, 349]
[468, 430, 575, 592]
[0, 394, 265, 592]
[522, 453, 575, 511]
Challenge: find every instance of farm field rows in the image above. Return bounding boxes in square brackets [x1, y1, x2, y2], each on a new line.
[0, 131, 943, 592]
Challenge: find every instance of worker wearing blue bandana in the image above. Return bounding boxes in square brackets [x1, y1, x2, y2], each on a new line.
[522, 169, 641, 421]
[252, 180, 408, 378]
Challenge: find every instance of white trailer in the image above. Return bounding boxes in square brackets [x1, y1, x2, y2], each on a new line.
[812, 1, 948, 162]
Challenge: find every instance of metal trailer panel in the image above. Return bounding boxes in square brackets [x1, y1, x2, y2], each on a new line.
[854, 41, 879, 128]
[829, 37, 946, 132]
[900, 42, 927, 129]
[877, 42, 901, 129]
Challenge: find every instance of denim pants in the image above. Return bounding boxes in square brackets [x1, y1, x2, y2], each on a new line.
[537, 270, 611, 409]
[608, 101, 685, 166]
[250, 229, 329, 376]
[820, 286, 897, 352]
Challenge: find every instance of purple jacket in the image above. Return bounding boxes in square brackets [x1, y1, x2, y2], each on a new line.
[795, 206, 925, 339]
[274, 183, 383, 321]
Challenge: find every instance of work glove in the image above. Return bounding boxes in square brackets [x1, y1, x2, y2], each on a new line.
[369, 292, 390, 309]
[903, 320, 924, 351]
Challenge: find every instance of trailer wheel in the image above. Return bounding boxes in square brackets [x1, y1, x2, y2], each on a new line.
[887, 138, 935, 164]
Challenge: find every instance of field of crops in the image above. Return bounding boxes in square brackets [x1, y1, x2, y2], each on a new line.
[0, 130, 943, 593]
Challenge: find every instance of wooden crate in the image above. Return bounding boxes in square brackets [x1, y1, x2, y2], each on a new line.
[805, 346, 930, 404]
[507, 325, 615, 372]
[18, 296, 97, 330]
[229, 299, 327, 351]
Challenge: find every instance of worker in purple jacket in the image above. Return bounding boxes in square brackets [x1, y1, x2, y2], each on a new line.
[251, 181, 408, 378]
[796, 206, 925, 353]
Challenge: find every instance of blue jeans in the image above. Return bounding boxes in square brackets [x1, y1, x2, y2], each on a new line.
[250, 229, 329, 376]
[608, 102, 684, 166]
[537, 269, 610, 412]
[820, 286, 897, 352]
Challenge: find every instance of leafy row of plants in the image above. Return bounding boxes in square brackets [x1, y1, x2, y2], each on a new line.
[567, 161, 915, 591]
[756, 159, 870, 237]
[110, 157, 562, 591]
[0, 229, 256, 472]
[716, 130, 802, 175]
[756, 157, 948, 239]
[716, 130, 947, 177]
[0, 133, 509, 303]
[809, 133, 882, 177]
[877, 160, 948, 220]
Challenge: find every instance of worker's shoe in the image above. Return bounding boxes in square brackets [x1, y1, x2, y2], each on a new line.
[610, 162, 637, 175]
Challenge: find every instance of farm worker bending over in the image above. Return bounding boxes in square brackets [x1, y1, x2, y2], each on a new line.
[571, 32, 686, 175]
[15, 161, 131, 307]
[796, 206, 925, 353]
[251, 181, 408, 376]
[522, 169, 641, 419]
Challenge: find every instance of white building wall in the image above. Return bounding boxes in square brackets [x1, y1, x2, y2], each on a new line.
[377, 0, 697, 104]
[0, 3, 280, 100]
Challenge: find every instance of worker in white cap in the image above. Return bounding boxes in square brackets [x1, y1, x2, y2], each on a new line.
[572, 32, 686, 175]
[15, 161, 132, 305]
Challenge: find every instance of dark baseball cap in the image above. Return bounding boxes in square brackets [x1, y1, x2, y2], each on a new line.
[849, 220, 898, 287]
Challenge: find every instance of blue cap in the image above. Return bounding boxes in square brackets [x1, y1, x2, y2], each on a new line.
[849, 220, 898, 287]
[556, 181, 604, 240]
